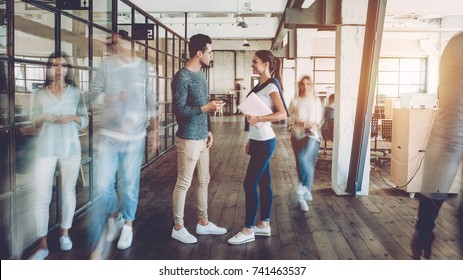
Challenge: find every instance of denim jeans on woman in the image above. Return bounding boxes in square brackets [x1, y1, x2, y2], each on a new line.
[243, 138, 276, 228]
[95, 134, 145, 222]
[290, 136, 320, 191]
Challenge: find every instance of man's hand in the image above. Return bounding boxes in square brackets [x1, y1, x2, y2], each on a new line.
[149, 131, 159, 154]
[206, 131, 213, 149]
[202, 100, 223, 112]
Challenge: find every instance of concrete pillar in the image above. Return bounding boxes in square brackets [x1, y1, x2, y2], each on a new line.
[332, 0, 369, 195]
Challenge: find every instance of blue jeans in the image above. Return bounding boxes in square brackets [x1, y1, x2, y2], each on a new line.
[243, 138, 276, 228]
[96, 134, 145, 222]
[291, 136, 320, 191]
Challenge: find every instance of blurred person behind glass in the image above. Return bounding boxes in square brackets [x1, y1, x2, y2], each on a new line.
[288, 75, 324, 212]
[411, 32, 463, 259]
[29, 51, 89, 260]
[88, 30, 158, 257]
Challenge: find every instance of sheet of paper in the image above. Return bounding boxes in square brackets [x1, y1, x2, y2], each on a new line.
[237, 92, 273, 128]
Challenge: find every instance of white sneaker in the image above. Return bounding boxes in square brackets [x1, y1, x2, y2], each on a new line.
[195, 222, 227, 235]
[252, 225, 271, 236]
[228, 231, 255, 245]
[298, 194, 309, 212]
[296, 183, 305, 195]
[106, 214, 124, 242]
[29, 248, 49, 260]
[59, 235, 73, 251]
[303, 188, 313, 201]
[117, 225, 133, 250]
[172, 227, 197, 244]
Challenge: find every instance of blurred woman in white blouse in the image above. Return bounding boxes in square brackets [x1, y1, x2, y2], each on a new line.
[288, 75, 324, 212]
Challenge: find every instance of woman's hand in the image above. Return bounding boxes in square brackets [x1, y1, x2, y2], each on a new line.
[58, 115, 80, 124]
[40, 113, 60, 123]
[246, 115, 260, 126]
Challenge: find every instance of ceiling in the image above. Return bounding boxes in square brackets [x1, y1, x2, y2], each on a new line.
[129, 0, 463, 45]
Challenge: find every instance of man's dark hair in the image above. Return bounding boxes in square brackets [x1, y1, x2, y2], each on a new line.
[188, 34, 212, 58]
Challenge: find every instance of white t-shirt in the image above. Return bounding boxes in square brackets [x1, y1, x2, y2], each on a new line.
[248, 82, 279, 141]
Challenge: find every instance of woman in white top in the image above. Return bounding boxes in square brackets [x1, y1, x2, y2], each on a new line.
[30, 52, 88, 259]
[228, 50, 287, 245]
[288, 75, 324, 212]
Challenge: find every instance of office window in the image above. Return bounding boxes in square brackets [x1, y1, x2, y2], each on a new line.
[377, 57, 427, 104]
[313, 57, 335, 95]
[313, 57, 427, 105]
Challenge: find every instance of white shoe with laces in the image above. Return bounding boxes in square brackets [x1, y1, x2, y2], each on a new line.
[252, 225, 271, 236]
[172, 227, 197, 244]
[117, 224, 133, 250]
[228, 231, 255, 245]
[195, 222, 227, 235]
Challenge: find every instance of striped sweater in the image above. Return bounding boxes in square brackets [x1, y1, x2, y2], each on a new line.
[89, 55, 157, 139]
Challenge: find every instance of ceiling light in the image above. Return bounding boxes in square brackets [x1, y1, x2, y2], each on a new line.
[236, 16, 243, 23]
[243, 39, 250, 47]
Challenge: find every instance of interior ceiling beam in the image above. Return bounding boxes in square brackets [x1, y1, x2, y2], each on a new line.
[284, 0, 342, 29]
[271, 0, 302, 50]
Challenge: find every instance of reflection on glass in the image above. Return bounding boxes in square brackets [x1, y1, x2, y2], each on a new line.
[61, 15, 89, 68]
[92, 27, 112, 65]
[16, 186, 38, 252]
[0, 60, 7, 124]
[0, 3, 6, 56]
[0, 198, 11, 259]
[93, 0, 112, 29]
[14, 125, 37, 188]
[136, 43, 145, 59]
[76, 163, 90, 209]
[14, 2, 54, 58]
[167, 126, 174, 149]
[15, 62, 46, 126]
[0, 130, 10, 194]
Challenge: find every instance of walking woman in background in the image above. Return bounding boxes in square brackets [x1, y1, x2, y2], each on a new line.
[228, 50, 287, 245]
[30, 52, 88, 259]
[288, 75, 324, 212]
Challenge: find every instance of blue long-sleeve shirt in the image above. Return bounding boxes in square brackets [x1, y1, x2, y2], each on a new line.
[172, 67, 211, 140]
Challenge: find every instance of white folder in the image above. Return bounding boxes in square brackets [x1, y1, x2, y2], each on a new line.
[237, 92, 273, 128]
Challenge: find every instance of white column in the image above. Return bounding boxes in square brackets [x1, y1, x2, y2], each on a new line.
[331, 0, 369, 195]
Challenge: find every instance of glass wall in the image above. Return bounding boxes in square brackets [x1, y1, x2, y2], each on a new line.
[1, 0, 187, 259]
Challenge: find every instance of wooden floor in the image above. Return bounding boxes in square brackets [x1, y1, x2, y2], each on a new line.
[25, 115, 462, 260]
